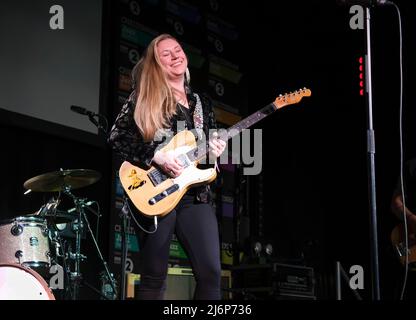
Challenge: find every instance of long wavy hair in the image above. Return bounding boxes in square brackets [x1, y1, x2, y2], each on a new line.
[132, 34, 183, 142]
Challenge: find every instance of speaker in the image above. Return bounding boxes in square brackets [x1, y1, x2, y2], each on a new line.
[165, 268, 196, 300]
[127, 268, 232, 300]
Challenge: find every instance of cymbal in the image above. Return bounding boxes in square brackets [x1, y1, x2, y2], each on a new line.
[23, 169, 101, 192]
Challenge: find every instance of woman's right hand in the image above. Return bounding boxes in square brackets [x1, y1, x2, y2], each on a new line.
[152, 150, 184, 177]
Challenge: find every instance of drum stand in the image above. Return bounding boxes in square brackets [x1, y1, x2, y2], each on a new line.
[62, 186, 117, 300]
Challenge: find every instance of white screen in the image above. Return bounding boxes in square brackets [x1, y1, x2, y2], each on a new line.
[0, 0, 102, 134]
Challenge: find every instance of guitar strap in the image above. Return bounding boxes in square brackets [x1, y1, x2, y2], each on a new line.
[193, 93, 220, 172]
[192, 93, 204, 141]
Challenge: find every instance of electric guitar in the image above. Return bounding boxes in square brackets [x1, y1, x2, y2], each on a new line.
[391, 223, 416, 266]
[119, 88, 311, 217]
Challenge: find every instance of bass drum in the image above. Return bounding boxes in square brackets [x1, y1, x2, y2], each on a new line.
[0, 264, 55, 300]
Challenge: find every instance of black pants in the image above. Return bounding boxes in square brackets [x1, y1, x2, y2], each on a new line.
[135, 194, 221, 300]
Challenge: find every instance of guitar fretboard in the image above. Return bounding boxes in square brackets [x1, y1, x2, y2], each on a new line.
[186, 103, 277, 163]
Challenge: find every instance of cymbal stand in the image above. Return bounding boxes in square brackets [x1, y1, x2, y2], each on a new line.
[59, 236, 74, 299]
[63, 186, 85, 300]
[63, 186, 117, 299]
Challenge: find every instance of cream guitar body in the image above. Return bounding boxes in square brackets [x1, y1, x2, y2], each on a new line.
[119, 130, 217, 217]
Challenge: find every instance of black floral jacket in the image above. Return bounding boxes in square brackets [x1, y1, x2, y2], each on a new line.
[108, 86, 218, 204]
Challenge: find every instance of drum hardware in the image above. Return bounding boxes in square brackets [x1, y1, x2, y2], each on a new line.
[100, 271, 117, 300]
[18, 168, 117, 300]
[11, 224, 23, 236]
[49, 230, 64, 259]
[61, 185, 117, 300]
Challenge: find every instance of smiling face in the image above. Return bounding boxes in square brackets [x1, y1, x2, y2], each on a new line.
[156, 38, 188, 80]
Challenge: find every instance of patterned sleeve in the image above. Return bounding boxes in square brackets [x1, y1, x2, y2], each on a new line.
[107, 96, 160, 168]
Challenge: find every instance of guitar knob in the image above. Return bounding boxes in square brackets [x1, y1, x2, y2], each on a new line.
[162, 191, 168, 197]
[149, 198, 156, 205]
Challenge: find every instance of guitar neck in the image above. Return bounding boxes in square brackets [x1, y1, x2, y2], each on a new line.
[227, 103, 276, 139]
[186, 102, 277, 163]
[185, 88, 311, 163]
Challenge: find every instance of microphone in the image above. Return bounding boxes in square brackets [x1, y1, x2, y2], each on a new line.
[70, 105, 108, 134]
[337, 0, 393, 6]
[70, 105, 101, 129]
[70, 105, 96, 116]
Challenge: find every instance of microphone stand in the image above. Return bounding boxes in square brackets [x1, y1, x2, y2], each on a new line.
[364, 6, 380, 300]
[88, 113, 108, 135]
[70, 105, 109, 135]
[119, 196, 130, 300]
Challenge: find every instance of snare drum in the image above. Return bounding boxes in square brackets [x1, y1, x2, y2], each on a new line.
[0, 216, 51, 271]
[0, 264, 55, 300]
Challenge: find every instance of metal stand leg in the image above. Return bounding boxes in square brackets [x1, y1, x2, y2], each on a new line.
[62, 186, 117, 299]
[119, 196, 130, 300]
[80, 206, 117, 297]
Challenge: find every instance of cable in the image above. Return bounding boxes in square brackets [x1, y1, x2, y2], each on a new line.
[391, 2, 408, 301]
[94, 201, 101, 243]
[126, 200, 158, 234]
[96, 113, 109, 134]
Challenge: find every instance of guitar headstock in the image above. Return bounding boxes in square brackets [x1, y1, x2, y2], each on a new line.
[273, 88, 311, 110]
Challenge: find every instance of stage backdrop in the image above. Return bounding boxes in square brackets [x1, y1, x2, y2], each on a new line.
[0, 0, 102, 135]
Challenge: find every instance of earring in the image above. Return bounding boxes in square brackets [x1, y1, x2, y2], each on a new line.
[185, 68, 190, 84]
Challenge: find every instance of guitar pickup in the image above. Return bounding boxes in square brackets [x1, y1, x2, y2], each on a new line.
[148, 184, 179, 205]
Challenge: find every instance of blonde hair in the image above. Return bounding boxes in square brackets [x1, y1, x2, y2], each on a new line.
[133, 34, 181, 141]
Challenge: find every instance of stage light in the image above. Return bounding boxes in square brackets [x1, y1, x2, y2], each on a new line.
[358, 56, 364, 96]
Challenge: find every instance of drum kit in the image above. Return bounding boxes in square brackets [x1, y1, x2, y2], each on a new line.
[0, 169, 117, 300]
